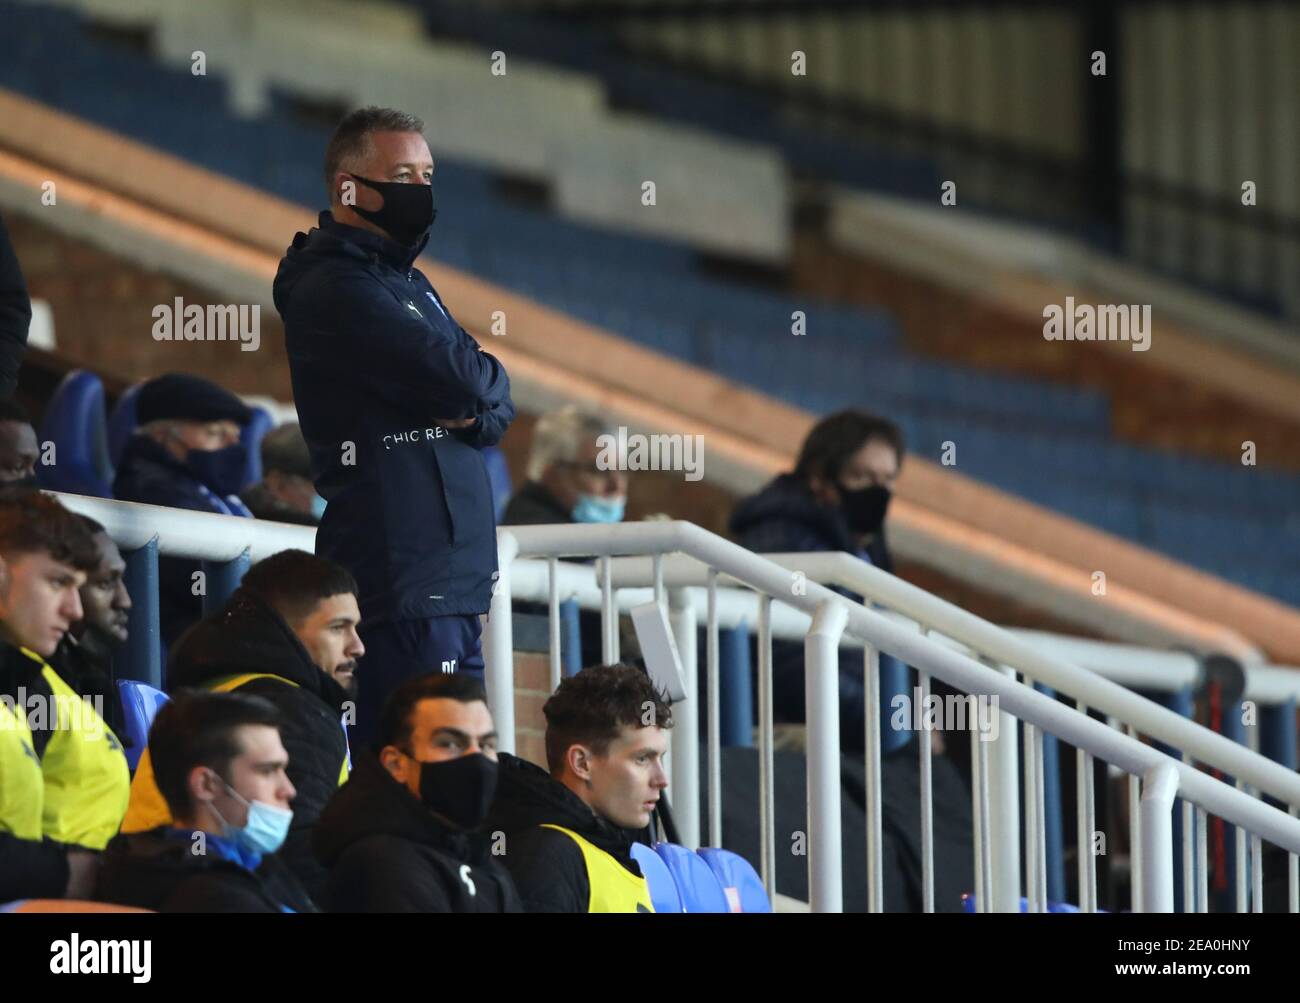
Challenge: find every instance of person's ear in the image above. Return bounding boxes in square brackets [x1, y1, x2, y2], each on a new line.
[187, 765, 221, 808]
[567, 744, 592, 783]
[379, 745, 408, 783]
[0, 554, 10, 597]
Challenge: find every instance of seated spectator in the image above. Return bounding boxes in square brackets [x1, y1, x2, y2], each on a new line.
[240, 422, 323, 526]
[729, 409, 912, 755]
[112, 372, 253, 647]
[0, 492, 128, 902]
[501, 405, 627, 526]
[49, 515, 130, 738]
[96, 691, 315, 912]
[501, 405, 631, 665]
[0, 397, 38, 487]
[121, 549, 363, 901]
[484, 663, 670, 913]
[313, 673, 521, 912]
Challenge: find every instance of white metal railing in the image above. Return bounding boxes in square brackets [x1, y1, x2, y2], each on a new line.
[57, 494, 1300, 914]
[487, 521, 1300, 914]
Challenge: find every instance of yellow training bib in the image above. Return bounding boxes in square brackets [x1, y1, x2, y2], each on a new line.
[0, 694, 44, 840]
[540, 823, 654, 913]
[33, 657, 130, 849]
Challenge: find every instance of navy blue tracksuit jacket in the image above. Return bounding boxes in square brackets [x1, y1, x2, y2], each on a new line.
[272, 211, 514, 626]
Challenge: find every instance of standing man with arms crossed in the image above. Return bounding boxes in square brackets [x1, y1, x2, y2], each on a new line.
[274, 107, 514, 746]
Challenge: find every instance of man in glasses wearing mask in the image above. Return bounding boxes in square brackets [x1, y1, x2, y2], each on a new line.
[112, 372, 254, 647]
[313, 672, 521, 912]
[730, 409, 909, 755]
[274, 107, 513, 750]
[95, 691, 316, 913]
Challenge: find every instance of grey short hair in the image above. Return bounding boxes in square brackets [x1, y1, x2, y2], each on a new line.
[527, 406, 612, 481]
[324, 106, 426, 202]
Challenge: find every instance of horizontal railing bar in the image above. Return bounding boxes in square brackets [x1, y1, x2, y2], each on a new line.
[502, 524, 1300, 853]
[601, 549, 1300, 808]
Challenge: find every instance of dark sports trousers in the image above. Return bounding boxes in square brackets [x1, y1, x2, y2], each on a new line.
[352, 613, 485, 747]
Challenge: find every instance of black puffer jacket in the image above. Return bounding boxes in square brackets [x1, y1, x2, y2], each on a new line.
[168, 586, 349, 902]
[313, 753, 522, 913]
[500, 480, 571, 526]
[481, 753, 647, 913]
[96, 826, 316, 913]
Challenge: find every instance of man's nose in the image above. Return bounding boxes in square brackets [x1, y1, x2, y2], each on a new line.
[63, 589, 84, 622]
[115, 583, 132, 611]
[347, 630, 365, 658]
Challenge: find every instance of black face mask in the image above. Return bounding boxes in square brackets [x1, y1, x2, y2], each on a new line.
[347, 173, 437, 246]
[412, 753, 498, 830]
[839, 484, 892, 536]
[184, 443, 248, 498]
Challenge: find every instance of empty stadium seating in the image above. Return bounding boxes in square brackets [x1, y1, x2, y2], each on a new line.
[3, 0, 1299, 609]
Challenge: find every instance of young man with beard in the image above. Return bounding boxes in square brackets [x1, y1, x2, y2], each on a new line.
[314, 672, 522, 912]
[121, 549, 363, 900]
[49, 515, 131, 737]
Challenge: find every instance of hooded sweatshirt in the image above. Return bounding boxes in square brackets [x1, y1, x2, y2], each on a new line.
[482, 753, 649, 913]
[96, 826, 316, 913]
[313, 752, 522, 913]
[272, 211, 514, 625]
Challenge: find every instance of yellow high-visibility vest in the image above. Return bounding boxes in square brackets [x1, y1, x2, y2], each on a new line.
[0, 693, 44, 840]
[539, 823, 654, 913]
[23, 649, 130, 849]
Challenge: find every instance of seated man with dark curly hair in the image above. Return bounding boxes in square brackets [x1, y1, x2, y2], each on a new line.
[483, 663, 672, 913]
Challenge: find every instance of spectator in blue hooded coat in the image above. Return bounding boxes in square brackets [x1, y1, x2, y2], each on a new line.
[729, 409, 912, 755]
[272, 107, 514, 747]
[112, 372, 254, 648]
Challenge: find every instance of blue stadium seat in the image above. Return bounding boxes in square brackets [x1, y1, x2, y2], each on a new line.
[482, 445, 512, 521]
[653, 842, 731, 913]
[630, 842, 683, 914]
[240, 407, 275, 490]
[116, 679, 170, 771]
[697, 847, 771, 913]
[36, 370, 113, 497]
[108, 381, 144, 469]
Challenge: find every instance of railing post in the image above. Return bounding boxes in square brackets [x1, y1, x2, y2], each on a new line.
[805, 600, 846, 913]
[121, 537, 161, 690]
[719, 624, 753, 748]
[668, 587, 699, 848]
[985, 663, 1021, 912]
[483, 532, 518, 754]
[1141, 762, 1180, 913]
[200, 549, 250, 617]
[1034, 681, 1066, 903]
[559, 598, 582, 678]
